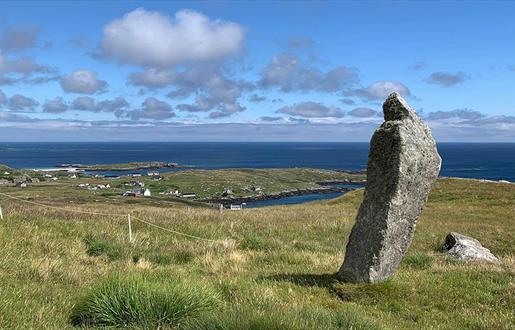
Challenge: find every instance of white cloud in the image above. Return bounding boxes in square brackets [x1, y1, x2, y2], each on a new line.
[277, 102, 344, 118]
[260, 53, 358, 92]
[43, 97, 68, 113]
[159, 65, 251, 118]
[60, 69, 107, 94]
[249, 94, 266, 103]
[209, 111, 232, 119]
[0, 111, 38, 123]
[0, 89, 6, 105]
[0, 27, 40, 52]
[349, 107, 378, 117]
[343, 81, 411, 101]
[0, 51, 56, 86]
[0, 52, 44, 74]
[425, 71, 468, 87]
[71, 96, 95, 111]
[71, 96, 129, 117]
[129, 68, 176, 88]
[261, 116, 282, 122]
[1, 115, 515, 142]
[129, 97, 175, 120]
[426, 108, 483, 121]
[7, 94, 38, 112]
[101, 8, 245, 68]
[340, 98, 355, 105]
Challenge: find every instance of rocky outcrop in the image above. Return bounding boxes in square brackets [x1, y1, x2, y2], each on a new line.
[442, 232, 499, 263]
[339, 92, 441, 283]
[58, 162, 189, 171]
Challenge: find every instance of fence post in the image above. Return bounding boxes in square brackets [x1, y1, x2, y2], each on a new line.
[0, 206, 3, 220]
[128, 214, 133, 242]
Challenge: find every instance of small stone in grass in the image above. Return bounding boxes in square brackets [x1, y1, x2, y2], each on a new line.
[443, 232, 499, 263]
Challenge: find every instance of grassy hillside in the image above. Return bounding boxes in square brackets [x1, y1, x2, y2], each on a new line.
[0, 164, 23, 180]
[0, 178, 513, 329]
[140, 168, 364, 198]
[0, 167, 365, 203]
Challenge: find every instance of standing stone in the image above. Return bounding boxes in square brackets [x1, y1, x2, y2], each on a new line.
[339, 92, 441, 283]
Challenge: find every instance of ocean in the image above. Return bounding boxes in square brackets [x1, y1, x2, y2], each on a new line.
[0, 142, 514, 182]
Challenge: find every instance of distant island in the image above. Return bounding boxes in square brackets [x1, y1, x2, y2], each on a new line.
[56, 161, 192, 171]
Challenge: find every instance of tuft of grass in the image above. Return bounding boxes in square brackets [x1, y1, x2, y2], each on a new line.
[174, 250, 195, 264]
[69, 272, 220, 328]
[83, 235, 124, 261]
[148, 250, 195, 265]
[403, 252, 433, 270]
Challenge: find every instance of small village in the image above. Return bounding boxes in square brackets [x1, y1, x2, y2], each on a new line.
[1, 168, 251, 210]
[0, 166, 365, 212]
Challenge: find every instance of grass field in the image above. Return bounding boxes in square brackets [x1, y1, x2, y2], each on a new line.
[0, 167, 365, 202]
[0, 178, 513, 329]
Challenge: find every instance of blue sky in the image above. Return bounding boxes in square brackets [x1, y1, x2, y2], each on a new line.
[0, 0, 514, 141]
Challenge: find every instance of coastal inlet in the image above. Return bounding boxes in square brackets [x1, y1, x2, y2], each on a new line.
[1, 163, 366, 208]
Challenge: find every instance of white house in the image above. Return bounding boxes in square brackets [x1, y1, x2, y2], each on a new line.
[125, 181, 145, 187]
[123, 188, 150, 197]
[161, 188, 180, 196]
[181, 192, 196, 198]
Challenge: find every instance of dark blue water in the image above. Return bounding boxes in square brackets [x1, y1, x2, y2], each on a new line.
[0, 142, 369, 171]
[0, 142, 513, 207]
[0, 142, 515, 182]
[246, 192, 344, 208]
[0, 142, 513, 182]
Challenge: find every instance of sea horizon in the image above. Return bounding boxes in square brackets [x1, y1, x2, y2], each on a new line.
[2, 141, 515, 144]
[1, 141, 514, 182]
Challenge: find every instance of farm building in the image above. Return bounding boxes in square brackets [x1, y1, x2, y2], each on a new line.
[230, 204, 243, 210]
[123, 188, 151, 197]
[124, 181, 145, 187]
[181, 192, 196, 198]
[161, 188, 180, 196]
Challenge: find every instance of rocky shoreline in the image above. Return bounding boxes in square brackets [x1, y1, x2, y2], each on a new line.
[315, 179, 366, 185]
[56, 161, 191, 171]
[199, 185, 361, 205]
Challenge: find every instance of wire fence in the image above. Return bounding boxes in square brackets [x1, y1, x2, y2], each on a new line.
[0, 191, 225, 245]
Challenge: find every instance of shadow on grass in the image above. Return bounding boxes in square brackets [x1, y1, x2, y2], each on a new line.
[259, 273, 356, 301]
[260, 272, 403, 304]
[261, 273, 339, 288]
